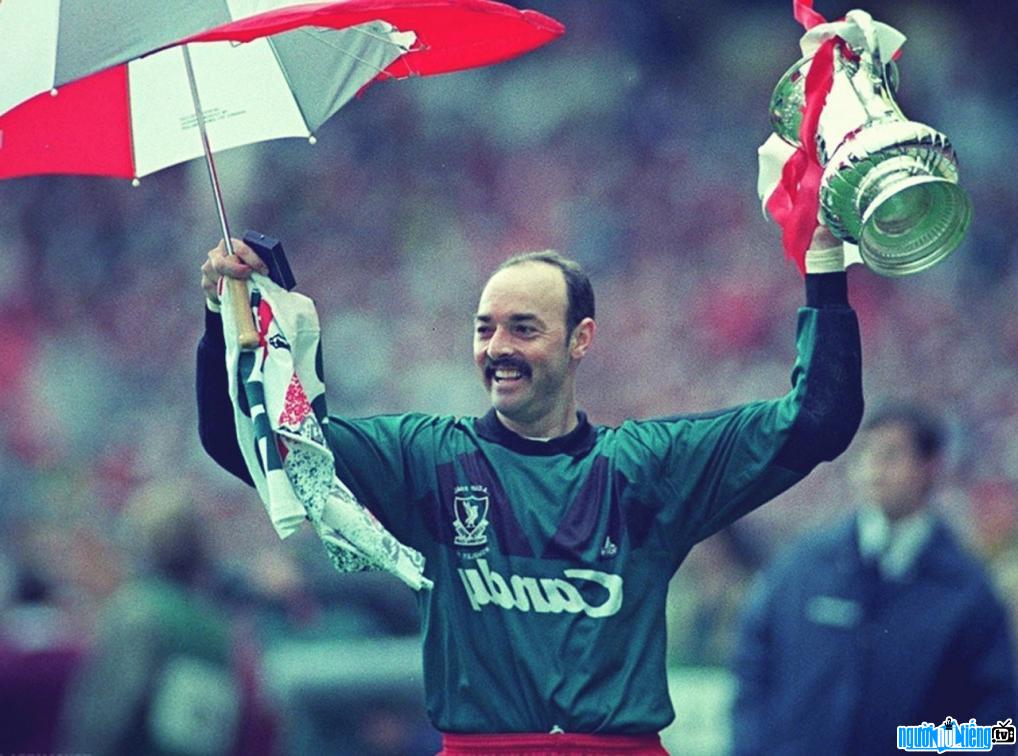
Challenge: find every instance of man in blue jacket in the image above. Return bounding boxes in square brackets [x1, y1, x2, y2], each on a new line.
[731, 402, 1017, 756]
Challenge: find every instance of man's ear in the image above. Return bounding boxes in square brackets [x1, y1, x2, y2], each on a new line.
[569, 318, 596, 360]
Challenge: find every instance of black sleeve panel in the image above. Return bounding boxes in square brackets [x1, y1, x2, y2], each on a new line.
[196, 308, 254, 487]
[775, 272, 863, 472]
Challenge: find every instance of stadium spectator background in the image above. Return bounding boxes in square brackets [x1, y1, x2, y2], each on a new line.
[1, 1, 1015, 752]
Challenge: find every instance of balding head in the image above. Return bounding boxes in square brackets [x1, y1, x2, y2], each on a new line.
[492, 250, 594, 341]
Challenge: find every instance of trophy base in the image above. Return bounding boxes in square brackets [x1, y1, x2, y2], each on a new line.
[859, 175, 972, 276]
[820, 121, 971, 277]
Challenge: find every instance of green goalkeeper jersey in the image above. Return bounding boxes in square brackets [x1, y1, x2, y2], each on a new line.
[197, 273, 862, 734]
[318, 286, 861, 734]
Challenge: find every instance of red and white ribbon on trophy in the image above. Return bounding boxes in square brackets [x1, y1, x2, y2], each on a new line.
[757, 0, 906, 274]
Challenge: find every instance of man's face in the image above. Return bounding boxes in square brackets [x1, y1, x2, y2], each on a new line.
[473, 262, 575, 430]
[853, 422, 937, 520]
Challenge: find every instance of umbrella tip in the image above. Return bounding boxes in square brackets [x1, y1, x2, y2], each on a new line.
[50, 88, 59, 97]
[308, 135, 317, 145]
[132, 178, 141, 187]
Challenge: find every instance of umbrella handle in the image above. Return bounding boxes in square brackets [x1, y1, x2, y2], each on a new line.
[182, 43, 260, 350]
[228, 278, 261, 349]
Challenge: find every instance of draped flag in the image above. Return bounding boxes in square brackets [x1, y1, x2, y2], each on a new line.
[758, 0, 904, 273]
[221, 274, 433, 591]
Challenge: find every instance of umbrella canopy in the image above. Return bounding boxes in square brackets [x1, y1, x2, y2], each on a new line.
[0, 22, 412, 180]
[0, 0, 563, 181]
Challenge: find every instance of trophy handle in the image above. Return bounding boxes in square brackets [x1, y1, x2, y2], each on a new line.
[769, 53, 901, 152]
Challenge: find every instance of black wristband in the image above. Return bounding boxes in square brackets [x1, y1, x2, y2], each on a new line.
[805, 272, 849, 308]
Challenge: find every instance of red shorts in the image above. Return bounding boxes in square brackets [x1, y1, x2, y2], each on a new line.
[439, 732, 668, 755]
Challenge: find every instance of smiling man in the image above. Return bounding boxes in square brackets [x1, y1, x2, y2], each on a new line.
[197, 230, 864, 755]
[474, 251, 595, 440]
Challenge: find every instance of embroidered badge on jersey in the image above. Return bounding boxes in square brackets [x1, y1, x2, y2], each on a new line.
[453, 485, 491, 549]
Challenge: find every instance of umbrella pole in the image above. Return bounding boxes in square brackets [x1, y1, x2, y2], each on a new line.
[181, 44, 260, 350]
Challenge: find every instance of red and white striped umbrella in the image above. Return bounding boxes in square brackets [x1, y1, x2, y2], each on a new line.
[0, 0, 564, 181]
[0, 0, 563, 346]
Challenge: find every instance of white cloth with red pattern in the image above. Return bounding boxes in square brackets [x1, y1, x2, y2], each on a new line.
[221, 272, 432, 591]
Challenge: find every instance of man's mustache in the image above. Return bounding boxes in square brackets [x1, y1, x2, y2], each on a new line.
[484, 356, 532, 379]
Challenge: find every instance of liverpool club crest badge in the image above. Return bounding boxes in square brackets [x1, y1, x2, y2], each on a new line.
[453, 485, 490, 548]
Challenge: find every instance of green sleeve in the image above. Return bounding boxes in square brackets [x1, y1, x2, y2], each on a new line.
[323, 412, 447, 545]
[615, 302, 862, 551]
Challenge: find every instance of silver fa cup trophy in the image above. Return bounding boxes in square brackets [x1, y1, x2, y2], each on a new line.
[769, 16, 972, 276]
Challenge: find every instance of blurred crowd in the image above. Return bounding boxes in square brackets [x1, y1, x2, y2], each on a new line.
[1, 0, 1016, 753]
